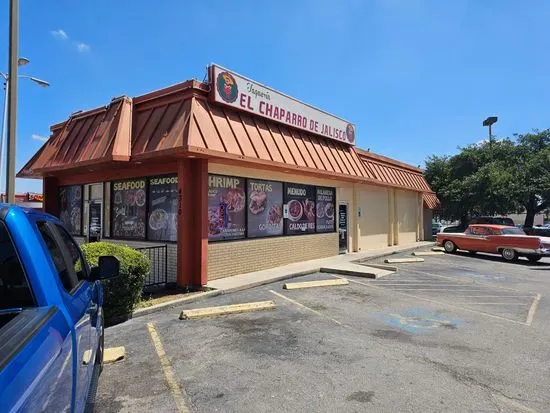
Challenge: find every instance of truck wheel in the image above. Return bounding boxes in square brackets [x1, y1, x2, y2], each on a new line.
[527, 255, 542, 263]
[443, 240, 457, 253]
[501, 248, 518, 262]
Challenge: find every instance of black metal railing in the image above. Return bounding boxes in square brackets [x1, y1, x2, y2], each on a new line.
[135, 245, 168, 288]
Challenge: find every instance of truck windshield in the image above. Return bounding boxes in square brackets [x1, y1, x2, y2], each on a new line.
[0, 221, 35, 311]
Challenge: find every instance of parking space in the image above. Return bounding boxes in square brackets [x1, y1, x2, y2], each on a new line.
[96, 252, 550, 413]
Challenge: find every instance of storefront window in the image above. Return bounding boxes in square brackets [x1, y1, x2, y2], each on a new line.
[315, 187, 336, 233]
[111, 178, 147, 239]
[284, 183, 316, 235]
[247, 179, 284, 238]
[208, 174, 246, 241]
[59, 185, 83, 236]
[148, 175, 178, 242]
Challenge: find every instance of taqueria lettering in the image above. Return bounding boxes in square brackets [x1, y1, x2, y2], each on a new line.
[113, 180, 145, 191]
[209, 175, 240, 189]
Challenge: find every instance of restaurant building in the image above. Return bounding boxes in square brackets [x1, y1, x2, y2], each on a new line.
[18, 65, 438, 288]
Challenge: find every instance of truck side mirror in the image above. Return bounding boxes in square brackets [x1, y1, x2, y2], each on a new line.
[91, 255, 120, 280]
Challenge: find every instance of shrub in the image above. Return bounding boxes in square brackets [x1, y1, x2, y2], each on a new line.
[81, 242, 150, 324]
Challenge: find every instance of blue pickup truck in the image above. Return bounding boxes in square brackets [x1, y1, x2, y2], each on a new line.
[0, 204, 119, 412]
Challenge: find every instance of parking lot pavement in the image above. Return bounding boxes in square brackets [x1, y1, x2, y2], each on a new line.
[97, 253, 550, 413]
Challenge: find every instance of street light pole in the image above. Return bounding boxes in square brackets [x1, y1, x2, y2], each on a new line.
[482, 116, 498, 148]
[6, 0, 19, 204]
[0, 68, 48, 200]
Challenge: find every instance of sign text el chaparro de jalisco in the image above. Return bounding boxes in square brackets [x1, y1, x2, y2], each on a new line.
[209, 65, 356, 145]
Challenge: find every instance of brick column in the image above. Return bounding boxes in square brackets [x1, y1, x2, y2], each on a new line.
[177, 159, 208, 288]
[43, 176, 59, 216]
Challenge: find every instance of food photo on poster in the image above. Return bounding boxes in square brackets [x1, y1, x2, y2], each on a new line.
[148, 175, 178, 242]
[284, 183, 316, 235]
[247, 179, 284, 238]
[112, 179, 147, 239]
[316, 187, 336, 232]
[208, 175, 246, 241]
[59, 185, 82, 235]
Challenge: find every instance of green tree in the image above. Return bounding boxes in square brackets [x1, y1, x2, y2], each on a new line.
[424, 131, 550, 227]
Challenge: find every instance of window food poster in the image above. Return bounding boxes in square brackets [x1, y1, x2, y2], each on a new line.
[208, 175, 246, 241]
[247, 179, 284, 238]
[59, 185, 82, 235]
[316, 187, 336, 233]
[148, 175, 178, 242]
[112, 179, 147, 239]
[284, 183, 316, 235]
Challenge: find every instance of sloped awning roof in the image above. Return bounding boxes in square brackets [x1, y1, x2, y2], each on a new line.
[356, 149, 434, 193]
[18, 97, 133, 177]
[18, 80, 436, 197]
[423, 192, 441, 210]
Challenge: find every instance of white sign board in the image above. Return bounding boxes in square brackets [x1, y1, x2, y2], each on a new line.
[209, 65, 356, 145]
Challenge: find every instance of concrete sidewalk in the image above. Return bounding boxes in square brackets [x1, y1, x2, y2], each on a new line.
[207, 241, 433, 293]
[132, 241, 433, 318]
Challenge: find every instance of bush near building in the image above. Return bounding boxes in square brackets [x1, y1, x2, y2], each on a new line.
[81, 242, 150, 324]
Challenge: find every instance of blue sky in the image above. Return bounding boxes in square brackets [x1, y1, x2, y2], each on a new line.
[1, 0, 549, 193]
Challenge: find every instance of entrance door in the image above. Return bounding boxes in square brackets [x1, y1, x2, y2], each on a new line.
[338, 203, 348, 254]
[88, 200, 102, 242]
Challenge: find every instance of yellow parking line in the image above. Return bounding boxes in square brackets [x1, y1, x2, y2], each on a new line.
[269, 290, 348, 328]
[147, 323, 191, 413]
[525, 294, 542, 326]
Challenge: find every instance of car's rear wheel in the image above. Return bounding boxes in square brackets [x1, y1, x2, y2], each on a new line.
[443, 240, 457, 253]
[501, 248, 518, 262]
[527, 254, 542, 263]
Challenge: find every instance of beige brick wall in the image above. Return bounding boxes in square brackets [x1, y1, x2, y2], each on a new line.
[208, 232, 338, 280]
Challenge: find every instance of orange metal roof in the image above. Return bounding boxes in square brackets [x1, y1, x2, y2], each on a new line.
[357, 149, 433, 193]
[186, 95, 374, 182]
[18, 79, 436, 196]
[423, 192, 441, 210]
[19, 97, 132, 177]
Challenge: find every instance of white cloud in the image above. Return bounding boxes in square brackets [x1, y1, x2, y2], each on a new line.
[51, 29, 69, 40]
[31, 134, 48, 142]
[76, 43, 91, 53]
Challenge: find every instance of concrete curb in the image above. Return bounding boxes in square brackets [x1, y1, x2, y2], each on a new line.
[133, 290, 223, 318]
[320, 267, 378, 279]
[180, 301, 276, 320]
[356, 263, 398, 272]
[385, 257, 425, 263]
[283, 278, 349, 290]
[412, 251, 445, 256]
[352, 243, 435, 264]
[103, 347, 126, 364]
[214, 269, 321, 294]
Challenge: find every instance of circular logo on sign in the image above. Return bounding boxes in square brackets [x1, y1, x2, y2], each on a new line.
[346, 123, 355, 143]
[216, 71, 238, 103]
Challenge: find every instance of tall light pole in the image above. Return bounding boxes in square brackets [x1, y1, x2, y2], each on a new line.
[0, 63, 49, 201]
[482, 116, 498, 146]
[6, 0, 19, 204]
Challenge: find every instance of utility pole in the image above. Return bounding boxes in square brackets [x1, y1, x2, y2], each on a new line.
[6, 0, 19, 204]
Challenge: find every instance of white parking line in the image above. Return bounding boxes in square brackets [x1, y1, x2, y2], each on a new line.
[456, 301, 525, 306]
[525, 294, 542, 326]
[337, 276, 529, 326]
